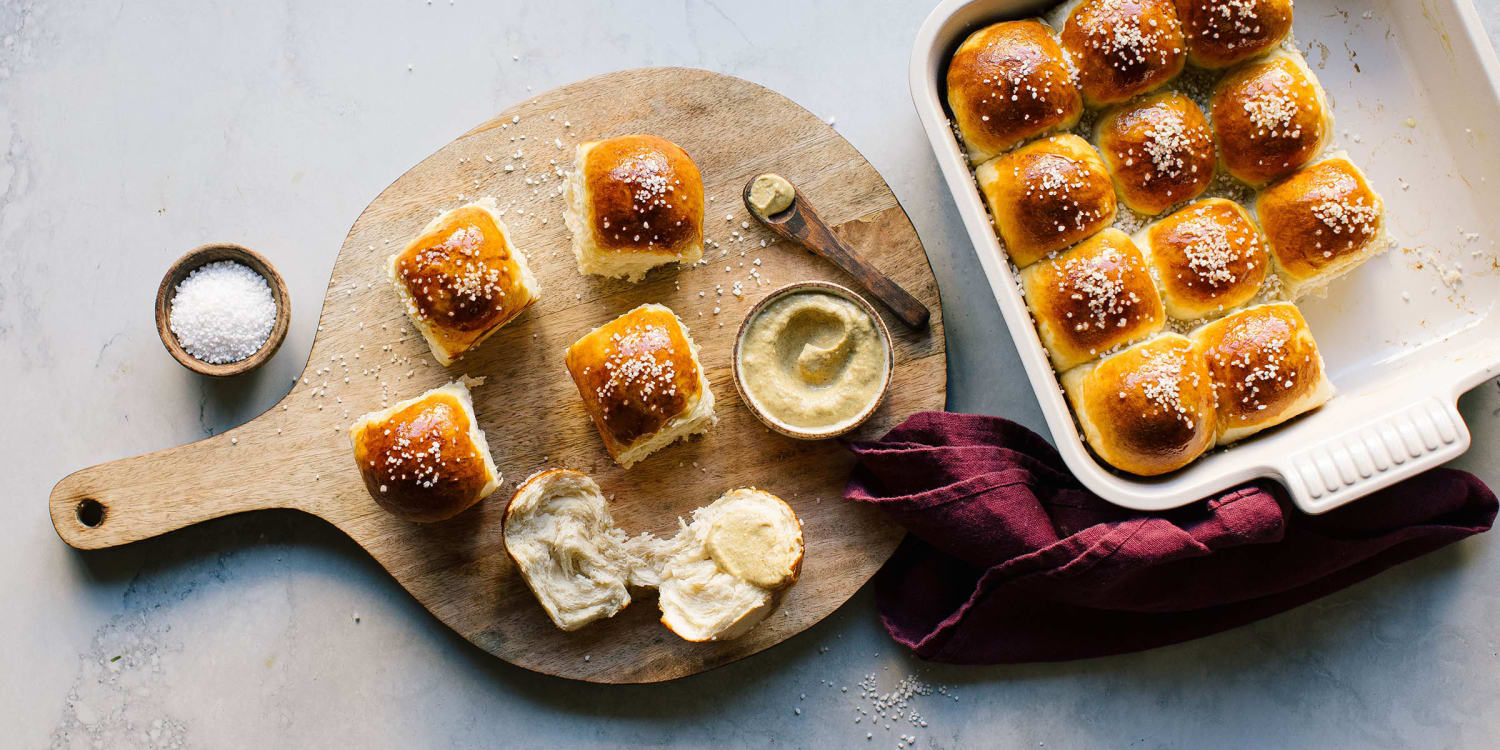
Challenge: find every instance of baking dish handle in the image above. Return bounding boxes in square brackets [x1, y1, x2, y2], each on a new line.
[1274, 397, 1471, 515]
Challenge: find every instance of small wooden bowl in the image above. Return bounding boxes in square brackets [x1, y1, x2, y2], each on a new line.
[732, 281, 895, 440]
[155, 243, 290, 377]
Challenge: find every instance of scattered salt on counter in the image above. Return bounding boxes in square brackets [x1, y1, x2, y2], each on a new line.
[169, 260, 276, 364]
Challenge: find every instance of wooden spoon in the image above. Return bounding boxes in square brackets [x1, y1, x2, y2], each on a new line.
[743, 174, 930, 329]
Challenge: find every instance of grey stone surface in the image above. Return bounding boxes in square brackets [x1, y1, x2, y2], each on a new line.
[2, 1, 1498, 747]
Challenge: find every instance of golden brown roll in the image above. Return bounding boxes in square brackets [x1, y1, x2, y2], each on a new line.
[1134, 198, 1269, 320]
[563, 134, 705, 282]
[975, 134, 1118, 268]
[946, 20, 1084, 164]
[348, 381, 500, 523]
[1209, 49, 1332, 186]
[1190, 302, 1335, 444]
[1094, 91, 1216, 215]
[1061, 333, 1217, 476]
[1174, 0, 1294, 69]
[1021, 228, 1166, 371]
[1051, 0, 1188, 107]
[565, 303, 716, 468]
[1256, 155, 1387, 298]
[388, 198, 540, 366]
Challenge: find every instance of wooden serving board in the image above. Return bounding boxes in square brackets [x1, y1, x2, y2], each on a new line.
[49, 68, 946, 683]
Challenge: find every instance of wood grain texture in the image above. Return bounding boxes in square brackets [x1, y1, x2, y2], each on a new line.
[49, 67, 946, 683]
[746, 181, 931, 330]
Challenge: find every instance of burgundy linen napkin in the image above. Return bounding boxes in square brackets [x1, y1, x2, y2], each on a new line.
[845, 411, 1497, 664]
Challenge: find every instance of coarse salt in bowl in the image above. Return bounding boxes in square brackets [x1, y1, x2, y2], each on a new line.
[169, 260, 277, 364]
[155, 243, 290, 377]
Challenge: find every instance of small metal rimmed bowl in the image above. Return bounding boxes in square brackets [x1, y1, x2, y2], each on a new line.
[155, 242, 290, 377]
[732, 281, 895, 440]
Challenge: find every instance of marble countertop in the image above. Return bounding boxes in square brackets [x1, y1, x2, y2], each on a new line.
[5, 1, 1500, 747]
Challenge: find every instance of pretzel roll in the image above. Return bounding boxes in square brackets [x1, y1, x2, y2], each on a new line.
[1021, 228, 1166, 371]
[1210, 49, 1331, 186]
[1052, 0, 1188, 107]
[1135, 198, 1268, 320]
[1256, 155, 1387, 298]
[563, 134, 705, 282]
[1061, 333, 1217, 476]
[946, 20, 1084, 164]
[975, 134, 1118, 268]
[348, 381, 500, 523]
[388, 198, 540, 366]
[1190, 302, 1334, 444]
[565, 303, 716, 468]
[1094, 91, 1216, 215]
[1175, 0, 1294, 69]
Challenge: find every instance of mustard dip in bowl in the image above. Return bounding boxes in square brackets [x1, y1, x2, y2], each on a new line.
[733, 281, 893, 440]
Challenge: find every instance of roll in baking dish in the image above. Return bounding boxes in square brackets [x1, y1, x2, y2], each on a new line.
[388, 197, 540, 366]
[1191, 302, 1334, 444]
[1020, 228, 1165, 372]
[563, 134, 705, 282]
[348, 381, 500, 523]
[1061, 333, 1217, 476]
[1256, 154, 1388, 299]
[975, 134, 1118, 268]
[564, 303, 716, 468]
[1049, 0, 1188, 107]
[1094, 90, 1217, 216]
[945, 19, 1083, 164]
[1174, 0, 1294, 69]
[1210, 49, 1332, 187]
[1135, 197, 1269, 321]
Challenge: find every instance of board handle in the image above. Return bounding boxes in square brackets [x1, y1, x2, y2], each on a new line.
[49, 426, 314, 550]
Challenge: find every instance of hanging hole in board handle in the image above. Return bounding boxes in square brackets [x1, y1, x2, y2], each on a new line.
[75, 498, 106, 528]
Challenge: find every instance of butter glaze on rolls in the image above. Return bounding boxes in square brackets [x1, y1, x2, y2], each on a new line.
[1256, 154, 1387, 298]
[946, 19, 1084, 164]
[348, 381, 500, 523]
[1174, 0, 1294, 69]
[563, 134, 705, 282]
[1210, 49, 1332, 186]
[1020, 228, 1165, 371]
[1191, 302, 1334, 444]
[388, 197, 540, 366]
[1094, 91, 1216, 215]
[975, 134, 1118, 268]
[1135, 198, 1269, 321]
[565, 303, 716, 468]
[1062, 333, 1216, 476]
[1051, 0, 1188, 107]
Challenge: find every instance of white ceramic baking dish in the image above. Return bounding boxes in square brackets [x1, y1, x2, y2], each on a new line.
[911, 0, 1500, 514]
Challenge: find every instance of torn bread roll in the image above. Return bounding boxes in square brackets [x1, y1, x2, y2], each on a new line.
[657, 488, 804, 642]
[502, 469, 637, 631]
[502, 472, 803, 642]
